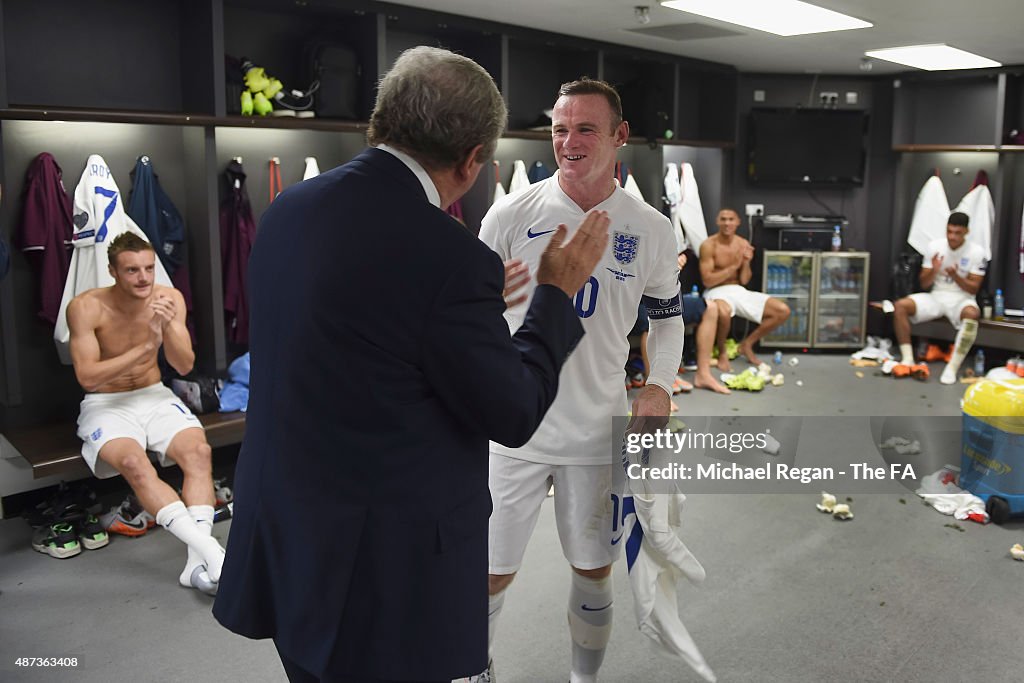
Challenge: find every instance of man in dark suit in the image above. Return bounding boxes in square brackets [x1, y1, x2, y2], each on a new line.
[213, 46, 609, 683]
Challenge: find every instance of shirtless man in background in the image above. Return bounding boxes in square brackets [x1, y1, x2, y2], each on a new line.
[700, 208, 790, 368]
[67, 232, 224, 594]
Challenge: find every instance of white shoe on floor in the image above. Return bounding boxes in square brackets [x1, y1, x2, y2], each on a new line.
[940, 367, 957, 385]
[189, 566, 218, 596]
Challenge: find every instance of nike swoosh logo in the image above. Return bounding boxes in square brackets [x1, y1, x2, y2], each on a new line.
[527, 228, 556, 239]
[581, 602, 612, 612]
[610, 533, 623, 545]
[116, 517, 147, 530]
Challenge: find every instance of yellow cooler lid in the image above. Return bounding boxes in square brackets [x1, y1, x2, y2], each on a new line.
[963, 378, 1024, 433]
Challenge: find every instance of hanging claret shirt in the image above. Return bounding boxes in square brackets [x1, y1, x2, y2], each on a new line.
[15, 152, 73, 324]
[220, 159, 257, 345]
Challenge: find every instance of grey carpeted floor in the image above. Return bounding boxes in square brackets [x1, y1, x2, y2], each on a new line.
[1, 353, 1022, 682]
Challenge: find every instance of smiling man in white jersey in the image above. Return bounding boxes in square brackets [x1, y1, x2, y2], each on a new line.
[472, 79, 683, 683]
[892, 211, 986, 384]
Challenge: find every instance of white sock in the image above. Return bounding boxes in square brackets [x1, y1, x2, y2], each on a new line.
[156, 501, 224, 582]
[487, 589, 506, 664]
[942, 319, 978, 384]
[568, 572, 613, 683]
[899, 343, 915, 365]
[179, 505, 216, 589]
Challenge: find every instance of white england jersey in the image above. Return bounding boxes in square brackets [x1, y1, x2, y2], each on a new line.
[925, 237, 986, 294]
[479, 174, 679, 465]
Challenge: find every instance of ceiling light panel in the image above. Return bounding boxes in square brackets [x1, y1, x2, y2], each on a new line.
[864, 44, 1001, 71]
[660, 0, 872, 36]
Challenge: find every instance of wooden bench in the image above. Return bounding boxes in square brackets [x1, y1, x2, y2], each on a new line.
[4, 411, 246, 480]
[913, 318, 1024, 354]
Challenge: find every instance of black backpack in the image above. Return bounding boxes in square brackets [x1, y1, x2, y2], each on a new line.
[306, 41, 360, 119]
[891, 251, 923, 299]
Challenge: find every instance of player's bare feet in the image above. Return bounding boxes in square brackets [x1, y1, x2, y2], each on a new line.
[739, 343, 760, 365]
[716, 355, 731, 372]
[694, 371, 731, 394]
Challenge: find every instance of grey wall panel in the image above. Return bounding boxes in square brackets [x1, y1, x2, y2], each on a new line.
[4, 0, 182, 111]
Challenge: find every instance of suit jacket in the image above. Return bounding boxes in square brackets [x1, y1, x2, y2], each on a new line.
[213, 148, 584, 680]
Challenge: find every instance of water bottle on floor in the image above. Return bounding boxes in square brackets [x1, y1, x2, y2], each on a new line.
[974, 349, 986, 377]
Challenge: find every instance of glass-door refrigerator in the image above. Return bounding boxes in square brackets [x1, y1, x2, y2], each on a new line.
[813, 252, 870, 348]
[761, 251, 870, 349]
[761, 251, 815, 347]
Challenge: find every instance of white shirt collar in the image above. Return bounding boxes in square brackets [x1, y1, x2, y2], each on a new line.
[376, 144, 441, 208]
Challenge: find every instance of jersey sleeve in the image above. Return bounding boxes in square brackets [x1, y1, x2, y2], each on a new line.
[969, 245, 988, 276]
[643, 213, 682, 300]
[478, 203, 510, 261]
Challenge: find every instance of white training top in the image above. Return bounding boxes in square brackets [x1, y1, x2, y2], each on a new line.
[479, 173, 679, 465]
[925, 236, 987, 295]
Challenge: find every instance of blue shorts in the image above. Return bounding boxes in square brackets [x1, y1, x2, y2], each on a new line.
[682, 295, 706, 326]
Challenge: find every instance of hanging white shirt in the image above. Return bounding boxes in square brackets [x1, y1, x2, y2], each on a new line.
[623, 172, 644, 201]
[953, 183, 994, 261]
[54, 154, 171, 363]
[508, 159, 530, 195]
[678, 162, 709, 252]
[302, 156, 320, 180]
[907, 175, 950, 257]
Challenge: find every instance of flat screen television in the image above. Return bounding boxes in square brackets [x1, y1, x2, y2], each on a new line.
[747, 108, 868, 187]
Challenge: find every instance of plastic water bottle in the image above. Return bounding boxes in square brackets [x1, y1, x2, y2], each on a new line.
[994, 289, 1005, 320]
[831, 225, 842, 252]
[766, 265, 775, 293]
[773, 350, 783, 364]
[974, 349, 986, 376]
[689, 284, 700, 301]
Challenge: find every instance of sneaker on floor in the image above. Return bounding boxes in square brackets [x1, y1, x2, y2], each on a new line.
[940, 366, 958, 385]
[76, 514, 110, 550]
[188, 565, 219, 596]
[923, 344, 947, 362]
[672, 376, 693, 394]
[454, 660, 494, 683]
[100, 497, 154, 537]
[32, 522, 81, 559]
[891, 363, 912, 378]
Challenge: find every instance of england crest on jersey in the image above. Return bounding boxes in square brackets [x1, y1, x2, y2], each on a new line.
[613, 231, 640, 265]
